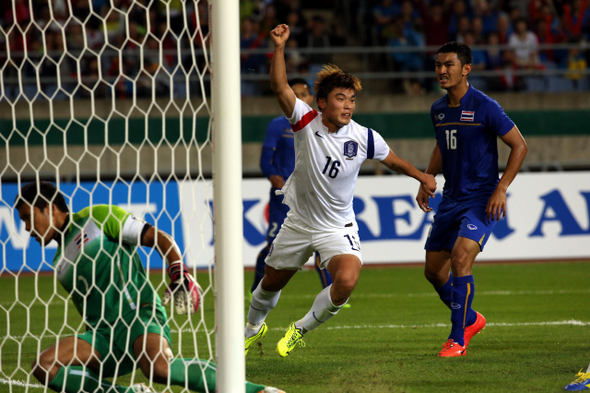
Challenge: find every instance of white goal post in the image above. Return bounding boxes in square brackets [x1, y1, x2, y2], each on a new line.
[211, 0, 246, 391]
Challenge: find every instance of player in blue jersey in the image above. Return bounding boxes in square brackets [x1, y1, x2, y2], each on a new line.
[416, 42, 528, 357]
[250, 77, 335, 298]
[15, 181, 284, 393]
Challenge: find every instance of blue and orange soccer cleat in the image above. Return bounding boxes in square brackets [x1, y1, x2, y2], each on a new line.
[464, 311, 486, 347]
[437, 339, 466, 357]
[564, 370, 590, 391]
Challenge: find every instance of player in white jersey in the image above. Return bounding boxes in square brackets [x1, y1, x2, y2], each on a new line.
[244, 24, 438, 358]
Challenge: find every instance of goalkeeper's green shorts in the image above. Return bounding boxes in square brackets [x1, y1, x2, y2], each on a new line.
[77, 304, 171, 378]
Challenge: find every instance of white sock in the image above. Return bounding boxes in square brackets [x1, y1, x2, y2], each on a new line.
[246, 282, 280, 334]
[299, 285, 346, 333]
[586, 362, 590, 373]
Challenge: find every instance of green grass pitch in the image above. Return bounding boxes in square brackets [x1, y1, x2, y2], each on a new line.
[1, 261, 589, 392]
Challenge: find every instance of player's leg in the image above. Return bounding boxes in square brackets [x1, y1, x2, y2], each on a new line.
[447, 236, 480, 347]
[251, 244, 271, 294]
[298, 253, 361, 332]
[247, 215, 313, 353]
[251, 196, 288, 294]
[134, 333, 283, 393]
[276, 254, 361, 357]
[35, 336, 133, 393]
[249, 265, 297, 326]
[425, 250, 453, 308]
[314, 252, 333, 288]
[424, 200, 457, 310]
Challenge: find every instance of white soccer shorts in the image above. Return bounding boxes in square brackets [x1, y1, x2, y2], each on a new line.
[265, 212, 363, 271]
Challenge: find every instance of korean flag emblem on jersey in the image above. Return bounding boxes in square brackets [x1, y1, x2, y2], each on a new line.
[343, 140, 358, 159]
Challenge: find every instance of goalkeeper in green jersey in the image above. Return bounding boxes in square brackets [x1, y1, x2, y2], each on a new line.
[15, 181, 284, 393]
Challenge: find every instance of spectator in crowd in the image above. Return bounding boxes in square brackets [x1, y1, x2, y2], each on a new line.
[564, 37, 588, 89]
[285, 36, 306, 74]
[455, 15, 473, 42]
[472, 0, 498, 37]
[483, 31, 509, 91]
[471, 16, 486, 42]
[561, 0, 589, 40]
[372, 0, 398, 45]
[463, 30, 488, 90]
[508, 17, 541, 68]
[449, 0, 471, 40]
[485, 31, 505, 70]
[416, 0, 451, 48]
[508, 6, 525, 28]
[499, 48, 526, 91]
[495, 12, 513, 43]
[532, 12, 566, 67]
[240, 17, 268, 96]
[400, 0, 422, 32]
[388, 16, 425, 73]
[305, 15, 333, 73]
[260, 4, 280, 34]
[416, 0, 451, 89]
[285, 9, 307, 46]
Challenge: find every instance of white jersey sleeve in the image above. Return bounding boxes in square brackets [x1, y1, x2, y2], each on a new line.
[120, 215, 148, 246]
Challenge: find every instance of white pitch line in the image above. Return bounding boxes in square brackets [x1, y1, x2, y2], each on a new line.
[3, 320, 588, 341]
[3, 288, 590, 307]
[0, 377, 44, 389]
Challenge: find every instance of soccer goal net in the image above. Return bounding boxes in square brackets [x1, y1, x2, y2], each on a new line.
[0, 0, 229, 391]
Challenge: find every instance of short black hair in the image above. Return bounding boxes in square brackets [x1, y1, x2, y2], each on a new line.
[15, 181, 69, 213]
[289, 78, 310, 88]
[437, 41, 473, 66]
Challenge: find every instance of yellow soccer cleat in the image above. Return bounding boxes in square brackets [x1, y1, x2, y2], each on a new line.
[276, 322, 305, 357]
[245, 322, 268, 355]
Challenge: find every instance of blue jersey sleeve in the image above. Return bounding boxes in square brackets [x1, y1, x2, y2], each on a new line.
[260, 146, 277, 178]
[260, 117, 286, 178]
[484, 98, 515, 137]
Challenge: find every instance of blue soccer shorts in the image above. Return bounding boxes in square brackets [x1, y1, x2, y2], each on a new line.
[425, 196, 497, 252]
[266, 189, 290, 243]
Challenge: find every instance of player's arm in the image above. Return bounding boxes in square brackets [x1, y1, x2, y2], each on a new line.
[486, 125, 528, 221]
[260, 121, 286, 189]
[381, 150, 437, 212]
[415, 142, 442, 212]
[140, 226, 182, 264]
[141, 225, 202, 315]
[269, 24, 297, 118]
[260, 147, 285, 188]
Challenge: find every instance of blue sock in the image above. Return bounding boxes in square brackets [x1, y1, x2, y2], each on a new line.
[314, 252, 333, 288]
[435, 272, 454, 309]
[449, 275, 475, 346]
[250, 246, 269, 293]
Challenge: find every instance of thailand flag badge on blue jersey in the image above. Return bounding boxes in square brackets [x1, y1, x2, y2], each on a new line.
[460, 111, 475, 122]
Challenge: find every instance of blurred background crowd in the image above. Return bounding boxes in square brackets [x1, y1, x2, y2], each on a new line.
[1, 0, 589, 100]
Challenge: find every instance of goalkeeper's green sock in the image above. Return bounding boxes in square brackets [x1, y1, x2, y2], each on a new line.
[169, 358, 267, 393]
[48, 366, 129, 393]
